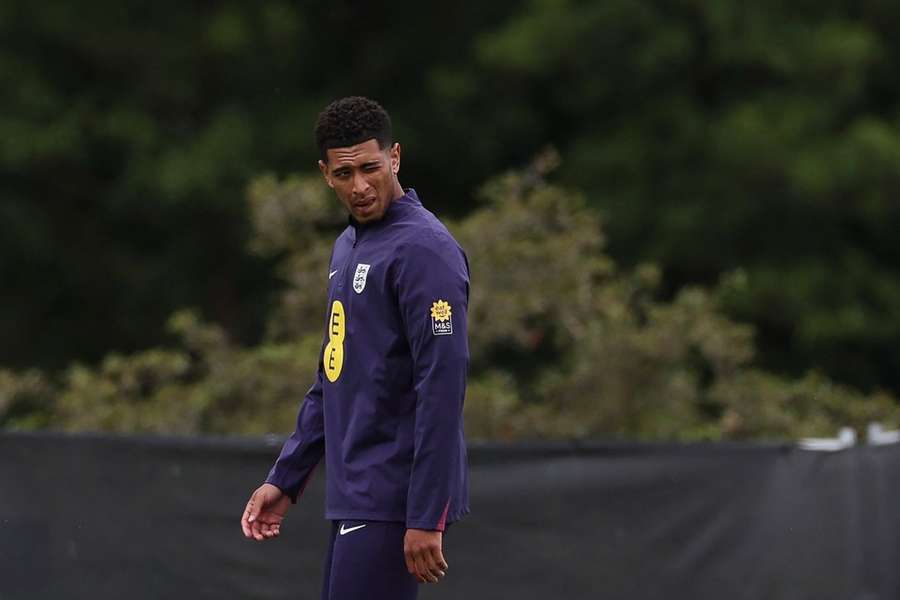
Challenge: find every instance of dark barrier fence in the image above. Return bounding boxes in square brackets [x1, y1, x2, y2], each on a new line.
[1, 431, 899, 600]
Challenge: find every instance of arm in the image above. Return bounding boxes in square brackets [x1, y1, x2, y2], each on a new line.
[395, 235, 469, 582]
[240, 368, 326, 541]
[265, 368, 326, 502]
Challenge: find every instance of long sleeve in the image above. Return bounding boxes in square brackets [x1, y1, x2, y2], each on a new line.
[265, 367, 326, 503]
[395, 233, 470, 530]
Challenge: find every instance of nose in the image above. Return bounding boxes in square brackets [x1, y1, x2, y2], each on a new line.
[352, 171, 370, 197]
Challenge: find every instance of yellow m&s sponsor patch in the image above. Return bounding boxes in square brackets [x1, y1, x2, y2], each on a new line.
[431, 300, 452, 336]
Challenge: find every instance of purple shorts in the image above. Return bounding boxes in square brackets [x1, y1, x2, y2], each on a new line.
[320, 520, 419, 600]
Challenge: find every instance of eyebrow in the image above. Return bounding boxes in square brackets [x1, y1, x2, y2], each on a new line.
[332, 160, 381, 174]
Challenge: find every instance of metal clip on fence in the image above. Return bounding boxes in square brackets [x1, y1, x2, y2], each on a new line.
[866, 422, 900, 446]
[797, 426, 857, 451]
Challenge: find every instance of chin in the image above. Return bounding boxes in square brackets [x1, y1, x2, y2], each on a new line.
[356, 208, 385, 223]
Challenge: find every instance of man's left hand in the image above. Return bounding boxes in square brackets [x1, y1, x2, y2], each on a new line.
[404, 528, 448, 584]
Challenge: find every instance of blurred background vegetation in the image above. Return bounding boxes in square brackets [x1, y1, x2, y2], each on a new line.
[2, 0, 899, 439]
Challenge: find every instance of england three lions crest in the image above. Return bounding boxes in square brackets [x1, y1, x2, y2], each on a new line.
[431, 300, 453, 335]
[353, 263, 371, 294]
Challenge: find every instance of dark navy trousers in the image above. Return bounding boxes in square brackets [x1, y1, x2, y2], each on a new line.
[321, 520, 419, 600]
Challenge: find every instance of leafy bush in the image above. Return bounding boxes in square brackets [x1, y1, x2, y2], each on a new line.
[4, 164, 896, 440]
[32, 312, 319, 435]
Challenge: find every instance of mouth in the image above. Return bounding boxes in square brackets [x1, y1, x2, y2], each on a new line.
[353, 197, 376, 211]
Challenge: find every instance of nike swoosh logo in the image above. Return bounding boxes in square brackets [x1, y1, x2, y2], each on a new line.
[339, 523, 367, 536]
[329, 270, 339, 280]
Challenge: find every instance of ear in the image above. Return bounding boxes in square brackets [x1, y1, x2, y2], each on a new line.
[318, 159, 334, 188]
[390, 143, 401, 175]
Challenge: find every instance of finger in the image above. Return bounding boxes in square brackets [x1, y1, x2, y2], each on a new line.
[415, 553, 437, 584]
[414, 561, 428, 583]
[423, 551, 444, 581]
[260, 514, 282, 536]
[431, 545, 448, 575]
[413, 552, 427, 583]
[404, 548, 417, 577]
[241, 502, 254, 538]
[247, 494, 260, 523]
[250, 517, 265, 541]
[267, 524, 278, 538]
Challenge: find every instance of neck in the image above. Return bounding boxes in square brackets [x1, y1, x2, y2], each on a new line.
[391, 177, 404, 200]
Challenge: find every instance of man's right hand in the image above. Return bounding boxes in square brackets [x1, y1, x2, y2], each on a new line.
[241, 483, 291, 541]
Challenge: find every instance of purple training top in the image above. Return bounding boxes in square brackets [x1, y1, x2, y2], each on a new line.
[266, 189, 470, 531]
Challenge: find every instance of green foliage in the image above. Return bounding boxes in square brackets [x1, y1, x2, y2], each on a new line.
[0, 369, 55, 429]
[452, 168, 898, 440]
[6, 167, 894, 441]
[710, 370, 900, 440]
[2, 0, 899, 403]
[436, 0, 900, 395]
[246, 174, 346, 342]
[49, 311, 319, 435]
[0, 0, 521, 371]
[3, 1, 900, 437]
[456, 159, 614, 364]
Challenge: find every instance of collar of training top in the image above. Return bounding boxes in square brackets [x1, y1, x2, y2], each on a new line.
[347, 188, 421, 231]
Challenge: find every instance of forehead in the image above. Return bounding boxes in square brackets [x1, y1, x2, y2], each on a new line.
[325, 139, 385, 167]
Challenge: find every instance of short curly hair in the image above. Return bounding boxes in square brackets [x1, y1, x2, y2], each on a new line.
[315, 96, 393, 161]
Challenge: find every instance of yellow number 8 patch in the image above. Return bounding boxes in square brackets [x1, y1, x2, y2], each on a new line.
[323, 300, 345, 382]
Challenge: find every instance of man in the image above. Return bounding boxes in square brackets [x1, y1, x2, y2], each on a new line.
[240, 96, 470, 600]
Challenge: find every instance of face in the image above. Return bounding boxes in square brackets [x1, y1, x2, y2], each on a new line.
[319, 139, 401, 224]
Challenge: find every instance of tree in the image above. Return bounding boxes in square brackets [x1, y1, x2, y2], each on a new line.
[0, 0, 520, 369]
[426, 0, 900, 395]
[3, 0, 898, 404]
